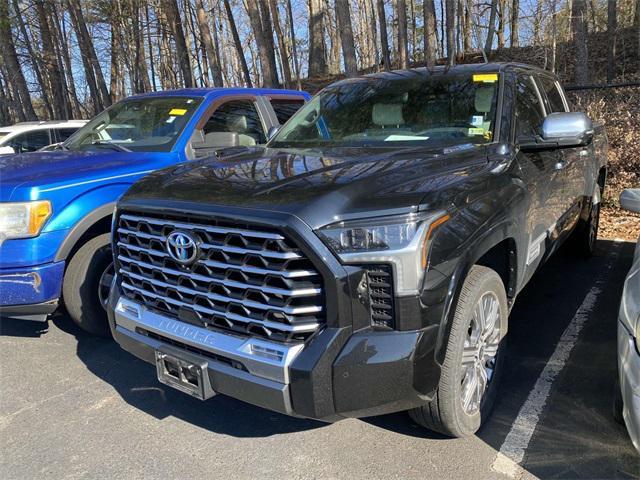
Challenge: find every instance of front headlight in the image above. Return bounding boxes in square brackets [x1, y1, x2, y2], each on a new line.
[316, 211, 450, 295]
[0, 201, 52, 242]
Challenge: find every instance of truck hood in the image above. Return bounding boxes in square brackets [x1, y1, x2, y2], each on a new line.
[0, 150, 177, 201]
[122, 145, 493, 229]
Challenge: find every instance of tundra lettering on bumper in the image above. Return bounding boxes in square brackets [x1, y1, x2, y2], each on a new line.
[109, 291, 439, 421]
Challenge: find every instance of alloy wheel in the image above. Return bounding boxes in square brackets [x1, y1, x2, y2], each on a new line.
[460, 291, 501, 415]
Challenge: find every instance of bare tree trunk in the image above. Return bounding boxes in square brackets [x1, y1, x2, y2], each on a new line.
[463, 0, 471, 53]
[195, 0, 223, 86]
[110, 21, 122, 101]
[376, 0, 391, 69]
[223, 0, 252, 87]
[606, 0, 617, 83]
[572, 0, 589, 84]
[0, 0, 36, 120]
[161, 0, 194, 87]
[485, 0, 498, 54]
[286, 0, 301, 88]
[35, 0, 67, 119]
[308, 0, 328, 76]
[245, 0, 279, 86]
[445, 0, 456, 65]
[11, 0, 53, 118]
[423, 0, 437, 66]
[67, 0, 111, 109]
[397, 0, 409, 68]
[510, 0, 520, 47]
[324, 0, 341, 74]
[258, 0, 281, 83]
[145, 3, 157, 91]
[268, 0, 293, 87]
[55, 7, 82, 117]
[551, 0, 558, 72]
[335, 0, 358, 76]
[497, 0, 505, 49]
[533, 0, 543, 44]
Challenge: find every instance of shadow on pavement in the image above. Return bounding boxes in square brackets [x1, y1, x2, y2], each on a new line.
[1, 239, 638, 476]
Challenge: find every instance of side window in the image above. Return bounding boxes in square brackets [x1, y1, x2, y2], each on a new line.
[203, 100, 266, 146]
[270, 99, 305, 124]
[537, 76, 566, 113]
[56, 128, 80, 142]
[515, 75, 545, 137]
[10, 130, 51, 153]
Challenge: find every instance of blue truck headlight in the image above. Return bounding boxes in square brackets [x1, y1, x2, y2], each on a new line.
[316, 211, 449, 296]
[0, 201, 52, 242]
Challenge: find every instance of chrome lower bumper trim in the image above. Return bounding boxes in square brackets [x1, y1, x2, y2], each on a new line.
[114, 297, 304, 384]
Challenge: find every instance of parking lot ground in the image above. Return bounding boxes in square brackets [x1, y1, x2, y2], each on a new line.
[1, 239, 639, 480]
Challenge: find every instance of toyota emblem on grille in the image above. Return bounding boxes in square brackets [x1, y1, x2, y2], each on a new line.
[166, 231, 199, 265]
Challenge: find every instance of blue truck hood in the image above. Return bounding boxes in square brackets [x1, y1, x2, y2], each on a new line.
[0, 151, 177, 202]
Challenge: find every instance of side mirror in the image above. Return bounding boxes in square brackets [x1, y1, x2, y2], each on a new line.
[620, 189, 640, 213]
[193, 131, 240, 150]
[0, 145, 15, 155]
[519, 112, 594, 152]
[267, 125, 280, 141]
[542, 112, 593, 146]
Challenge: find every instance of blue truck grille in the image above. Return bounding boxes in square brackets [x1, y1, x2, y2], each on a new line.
[114, 210, 324, 343]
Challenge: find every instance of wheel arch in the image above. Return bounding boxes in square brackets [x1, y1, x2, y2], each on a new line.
[432, 225, 519, 366]
[54, 203, 115, 264]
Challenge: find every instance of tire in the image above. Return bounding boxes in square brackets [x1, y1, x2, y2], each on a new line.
[409, 265, 508, 437]
[569, 197, 600, 258]
[613, 377, 625, 425]
[62, 233, 114, 336]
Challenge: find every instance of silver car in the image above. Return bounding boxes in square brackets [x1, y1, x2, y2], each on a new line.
[616, 188, 640, 452]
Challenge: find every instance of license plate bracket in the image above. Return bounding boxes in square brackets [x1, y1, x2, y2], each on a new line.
[155, 347, 215, 400]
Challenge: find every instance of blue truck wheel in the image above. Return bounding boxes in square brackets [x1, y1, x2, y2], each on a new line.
[62, 233, 113, 336]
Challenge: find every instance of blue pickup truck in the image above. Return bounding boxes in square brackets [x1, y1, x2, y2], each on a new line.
[0, 87, 309, 334]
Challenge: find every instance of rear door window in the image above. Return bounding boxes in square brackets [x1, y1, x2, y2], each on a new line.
[270, 99, 305, 124]
[203, 100, 267, 146]
[515, 75, 546, 138]
[537, 76, 567, 113]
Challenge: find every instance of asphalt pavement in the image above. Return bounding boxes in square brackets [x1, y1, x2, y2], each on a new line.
[1, 239, 638, 479]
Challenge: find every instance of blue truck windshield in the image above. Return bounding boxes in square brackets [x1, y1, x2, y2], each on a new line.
[270, 73, 499, 148]
[65, 96, 203, 153]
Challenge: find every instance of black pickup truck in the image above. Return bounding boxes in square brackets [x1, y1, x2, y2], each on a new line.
[107, 63, 607, 437]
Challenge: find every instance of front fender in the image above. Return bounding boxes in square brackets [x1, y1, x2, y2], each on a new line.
[46, 184, 133, 261]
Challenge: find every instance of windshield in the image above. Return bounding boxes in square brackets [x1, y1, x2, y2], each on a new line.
[270, 73, 500, 149]
[65, 96, 202, 152]
[0, 132, 9, 142]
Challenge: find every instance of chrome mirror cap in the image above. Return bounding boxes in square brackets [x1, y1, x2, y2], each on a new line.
[542, 112, 593, 144]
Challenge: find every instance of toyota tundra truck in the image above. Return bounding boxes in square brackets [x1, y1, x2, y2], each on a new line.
[107, 63, 607, 436]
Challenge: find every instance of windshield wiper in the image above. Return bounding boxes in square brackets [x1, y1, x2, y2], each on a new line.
[91, 140, 131, 152]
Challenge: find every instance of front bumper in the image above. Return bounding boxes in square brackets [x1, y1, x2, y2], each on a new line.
[109, 292, 440, 421]
[0, 262, 64, 321]
[618, 320, 640, 452]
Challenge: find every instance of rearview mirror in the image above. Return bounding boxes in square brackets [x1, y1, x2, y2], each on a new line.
[620, 189, 640, 213]
[519, 112, 594, 152]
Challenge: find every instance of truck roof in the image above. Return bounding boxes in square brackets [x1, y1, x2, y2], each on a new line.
[126, 87, 308, 101]
[347, 62, 557, 83]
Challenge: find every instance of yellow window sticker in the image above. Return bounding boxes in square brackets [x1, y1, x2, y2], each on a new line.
[468, 127, 485, 136]
[169, 108, 188, 116]
[473, 73, 498, 83]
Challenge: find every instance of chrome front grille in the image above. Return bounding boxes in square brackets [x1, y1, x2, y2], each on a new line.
[115, 210, 324, 343]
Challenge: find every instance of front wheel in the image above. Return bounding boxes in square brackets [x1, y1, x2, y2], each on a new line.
[62, 233, 113, 336]
[409, 265, 508, 437]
